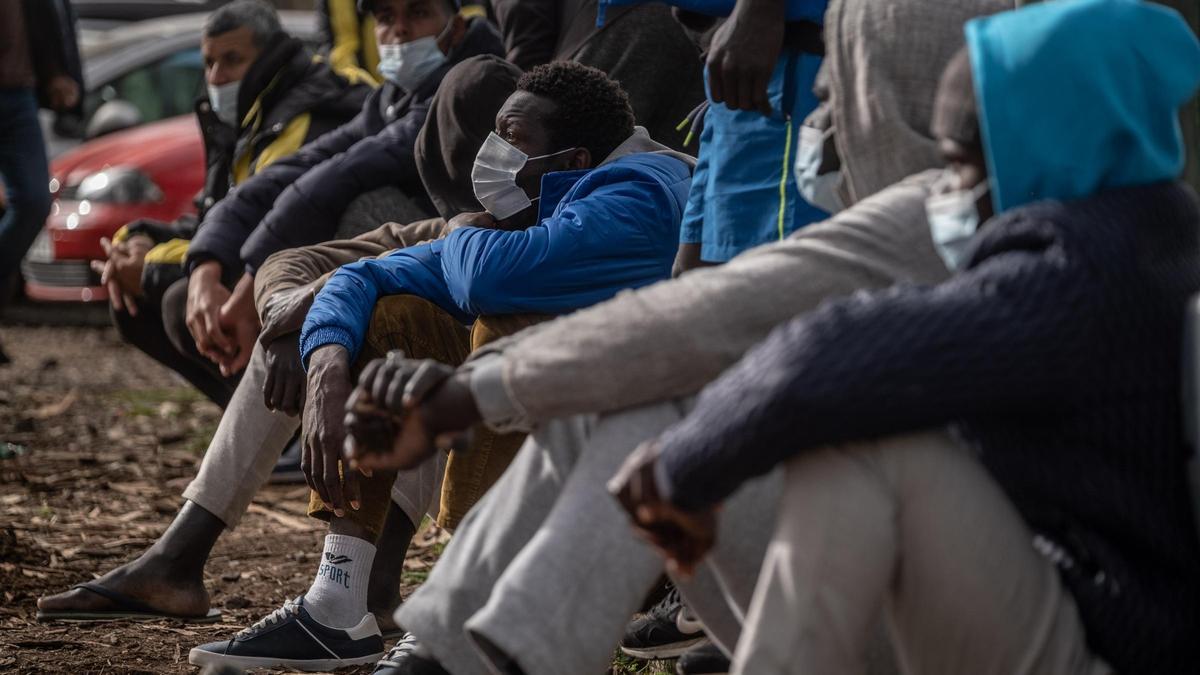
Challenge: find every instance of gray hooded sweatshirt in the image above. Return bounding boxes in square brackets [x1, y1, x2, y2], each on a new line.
[469, 0, 1015, 431]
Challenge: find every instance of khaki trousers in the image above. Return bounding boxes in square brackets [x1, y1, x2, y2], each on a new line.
[734, 431, 1113, 675]
[306, 295, 547, 535]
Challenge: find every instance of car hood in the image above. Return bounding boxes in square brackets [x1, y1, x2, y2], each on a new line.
[52, 114, 201, 187]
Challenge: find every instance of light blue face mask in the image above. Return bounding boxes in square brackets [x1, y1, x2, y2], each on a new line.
[378, 18, 453, 92]
[924, 171, 992, 271]
[207, 80, 241, 127]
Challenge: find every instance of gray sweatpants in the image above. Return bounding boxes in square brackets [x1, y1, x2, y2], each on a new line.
[181, 342, 443, 531]
[735, 431, 1111, 675]
[397, 400, 781, 675]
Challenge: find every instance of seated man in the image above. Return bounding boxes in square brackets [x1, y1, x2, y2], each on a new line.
[186, 61, 695, 671]
[183, 0, 503, 381]
[332, 1, 1011, 673]
[35, 55, 522, 630]
[94, 0, 369, 407]
[615, 2, 1200, 673]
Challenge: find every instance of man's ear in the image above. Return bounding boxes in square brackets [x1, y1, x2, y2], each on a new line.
[568, 147, 592, 171]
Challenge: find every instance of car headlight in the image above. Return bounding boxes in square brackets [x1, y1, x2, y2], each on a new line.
[72, 167, 164, 204]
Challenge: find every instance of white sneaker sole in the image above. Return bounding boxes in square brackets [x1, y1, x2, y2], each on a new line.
[188, 647, 384, 672]
[620, 636, 708, 660]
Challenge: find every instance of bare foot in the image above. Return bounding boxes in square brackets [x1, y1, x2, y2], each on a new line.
[38, 554, 210, 617]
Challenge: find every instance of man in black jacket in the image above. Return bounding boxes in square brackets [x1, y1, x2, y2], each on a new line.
[93, 0, 369, 407]
[182, 0, 502, 382]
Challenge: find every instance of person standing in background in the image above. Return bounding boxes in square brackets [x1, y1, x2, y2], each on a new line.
[317, 0, 382, 81]
[0, 0, 82, 364]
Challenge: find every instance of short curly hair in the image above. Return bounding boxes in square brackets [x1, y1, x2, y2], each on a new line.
[516, 62, 635, 163]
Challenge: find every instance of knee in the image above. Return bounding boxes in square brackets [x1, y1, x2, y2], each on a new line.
[364, 295, 445, 351]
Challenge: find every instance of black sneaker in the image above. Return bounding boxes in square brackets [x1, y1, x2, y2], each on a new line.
[269, 436, 305, 484]
[373, 633, 450, 675]
[189, 596, 384, 671]
[620, 584, 708, 659]
[676, 641, 730, 675]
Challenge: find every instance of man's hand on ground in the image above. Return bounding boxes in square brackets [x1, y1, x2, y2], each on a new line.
[211, 273, 261, 376]
[262, 331, 305, 416]
[90, 235, 153, 316]
[706, 0, 786, 115]
[303, 345, 360, 516]
[344, 353, 480, 472]
[186, 261, 235, 364]
[609, 440, 718, 578]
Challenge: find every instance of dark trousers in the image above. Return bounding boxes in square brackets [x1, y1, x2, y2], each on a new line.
[113, 276, 239, 407]
[0, 88, 52, 293]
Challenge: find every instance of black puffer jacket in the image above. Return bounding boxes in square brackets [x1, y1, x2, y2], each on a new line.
[187, 16, 503, 279]
[130, 32, 369, 300]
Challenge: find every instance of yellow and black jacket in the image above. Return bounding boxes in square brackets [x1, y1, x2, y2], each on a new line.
[121, 33, 371, 302]
[317, 0, 380, 83]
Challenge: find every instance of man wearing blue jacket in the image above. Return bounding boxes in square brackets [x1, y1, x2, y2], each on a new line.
[187, 62, 695, 672]
[181, 0, 503, 380]
[613, 1, 1200, 673]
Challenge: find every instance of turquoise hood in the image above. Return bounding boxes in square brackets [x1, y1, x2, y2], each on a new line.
[965, 0, 1200, 213]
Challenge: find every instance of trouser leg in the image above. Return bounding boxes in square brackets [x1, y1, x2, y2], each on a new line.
[112, 278, 237, 407]
[182, 342, 301, 527]
[438, 313, 552, 530]
[397, 415, 596, 675]
[306, 295, 471, 540]
[0, 88, 51, 283]
[463, 401, 696, 675]
[732, 431, 1111, 675]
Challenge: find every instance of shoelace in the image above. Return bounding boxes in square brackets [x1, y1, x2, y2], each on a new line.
[379, 633, 422, 666]
[236, 597, 300, 639]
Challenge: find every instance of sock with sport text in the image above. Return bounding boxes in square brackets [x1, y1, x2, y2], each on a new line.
[303, 534, 376, 629]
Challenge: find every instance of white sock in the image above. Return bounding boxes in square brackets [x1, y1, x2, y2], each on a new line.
[303, 534, 375, 629]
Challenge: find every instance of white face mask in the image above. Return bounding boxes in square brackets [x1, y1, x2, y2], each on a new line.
[793, 125, 844, 214]
[207, 80, 241, 127]
[472, 132, 575, 220]
[378, 18, 452, 92]
[924, 172, 991, 271]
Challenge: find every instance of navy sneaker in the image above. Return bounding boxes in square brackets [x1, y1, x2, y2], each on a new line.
[189, 596, 384, 671]
[620, 584, 708, 659]
[372, 633, 450, 675]
[676, 641, 730, 675]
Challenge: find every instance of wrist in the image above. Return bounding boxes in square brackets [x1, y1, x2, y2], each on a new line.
[310, 344, 349, 372]
[425, 372, 480, 434]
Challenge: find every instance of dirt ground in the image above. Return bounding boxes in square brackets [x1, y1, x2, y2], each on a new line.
[0, 324, 671, 675]
[0, 324, 444, 675]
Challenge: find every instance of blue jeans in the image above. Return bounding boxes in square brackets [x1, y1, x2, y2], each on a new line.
[0, 88, 52, 286]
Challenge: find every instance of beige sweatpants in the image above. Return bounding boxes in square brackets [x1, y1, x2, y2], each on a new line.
[734, 430, 1113, 675]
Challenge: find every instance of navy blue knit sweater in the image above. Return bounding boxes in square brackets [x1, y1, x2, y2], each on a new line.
[656, 181, 1200, 672]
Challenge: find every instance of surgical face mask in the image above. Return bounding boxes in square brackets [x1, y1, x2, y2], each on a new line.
[472, 132, 575, 220]
[793, 125, 844, 214]
[378, 18, 452, 92]
[924, 172, 991, 271]
[207, 80, 241, 127]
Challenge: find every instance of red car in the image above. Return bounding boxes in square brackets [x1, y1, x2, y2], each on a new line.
[23, 114, 204, 302]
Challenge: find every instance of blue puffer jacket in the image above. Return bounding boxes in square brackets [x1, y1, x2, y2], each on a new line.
[300, 143, 694, 366]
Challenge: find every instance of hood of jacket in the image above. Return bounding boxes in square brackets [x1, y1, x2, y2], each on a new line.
[416, 54, 522, 220]
[599, 126, 698, 170]
[965, 0, 1200, 213]
[816, 0, 1014, 205]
